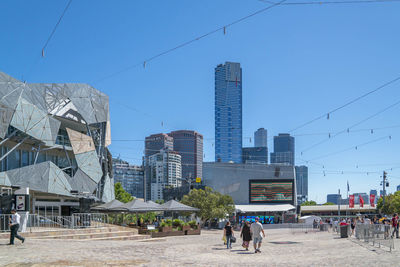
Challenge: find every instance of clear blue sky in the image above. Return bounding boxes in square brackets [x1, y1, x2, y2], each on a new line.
[1, 0, 400, 203]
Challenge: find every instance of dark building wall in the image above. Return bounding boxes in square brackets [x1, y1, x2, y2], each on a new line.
[169, 130, 203, 181]
[270, 133, 295, 166]
[242, 147, 268, 164]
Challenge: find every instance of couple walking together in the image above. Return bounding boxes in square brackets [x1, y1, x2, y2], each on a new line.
[223, 217, 265, 253]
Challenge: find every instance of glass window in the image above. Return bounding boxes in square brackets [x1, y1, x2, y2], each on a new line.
[21, 150, 29, 167]
[7, 149, 20, 170]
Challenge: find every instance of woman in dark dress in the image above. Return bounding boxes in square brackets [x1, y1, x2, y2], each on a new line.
[240, 221, 252, 250]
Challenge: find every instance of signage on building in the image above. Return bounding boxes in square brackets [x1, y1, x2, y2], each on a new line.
[249, 179, 294, 204]
[16, 195, 25, 211]
[196, 177, 201, 183]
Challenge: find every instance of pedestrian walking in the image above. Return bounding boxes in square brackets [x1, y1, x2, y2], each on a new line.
[8, 209, 25, 245]
[250, 217, 265, 253]
[240, 221, 251, 250]
[350, 218, 356, 236]
[223, 221, 234, 249]
[391, 213, 399, 238]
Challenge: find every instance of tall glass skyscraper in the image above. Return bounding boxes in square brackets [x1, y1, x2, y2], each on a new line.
[270, 133, 295, 165]
[215, 62, 242, 163]
[254, 128, 267, 148]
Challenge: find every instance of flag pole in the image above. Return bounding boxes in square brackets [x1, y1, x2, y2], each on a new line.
[346, 181, 349, 218]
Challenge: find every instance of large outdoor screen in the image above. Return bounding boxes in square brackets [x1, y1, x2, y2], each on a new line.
[249, 180, 294, 203]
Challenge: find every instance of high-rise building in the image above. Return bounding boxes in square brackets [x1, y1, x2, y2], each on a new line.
[254, 128, 267, 148]
[168, 130, 203, 181]
[295, 166, 308, 204]
[113, 158, 144, 199]
[270, 133, 295, 166]
[215, 62, 242, 163]
[148, 150, 182, 201]
[353, 193, 369, 205]
[397, 185, 400, 192]
[242, 147, 268, 164]
[327, 194, 342, 204]
[144, 133, 174, 200]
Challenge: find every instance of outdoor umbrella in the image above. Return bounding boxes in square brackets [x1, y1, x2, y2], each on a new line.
[91, 199, 125, 212]
[160, 200, 199, 212]
[114, 199, 164, 212]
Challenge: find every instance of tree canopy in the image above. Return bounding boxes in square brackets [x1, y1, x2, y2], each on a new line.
[181, 187, 235, 224]
[301, 200, 317, 206]
[323, 202, 335, 205]
[114, 182, 134, 203]
[377, 191, 400, 215]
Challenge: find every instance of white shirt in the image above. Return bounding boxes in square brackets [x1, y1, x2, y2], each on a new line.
[250, 222, 263, 238]
[11, 213, 20, 225]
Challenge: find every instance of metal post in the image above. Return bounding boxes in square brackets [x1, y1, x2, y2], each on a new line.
[338, 189, 341, 222]
[383, 171, 387, 206]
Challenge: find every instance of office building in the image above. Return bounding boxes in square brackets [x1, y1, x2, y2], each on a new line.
[270, 134, 295, 166]
[215, 62, 242, 163]
[295, 166, 308, 204]
[0, 71, 114, 216]
[242, 147, 268, 164]
[168, 130, 203, 181]
[148, 150, 182, 201]
[113, 158, 144, 199]
[397, 185, 400, 191]
[327, 194, 342, 205]
[254, 128, 267, 148]
[144, 133, 173, 200]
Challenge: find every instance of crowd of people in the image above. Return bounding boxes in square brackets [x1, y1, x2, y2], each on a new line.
[223, 217, 266, 253]
[312, 213, 400, 239]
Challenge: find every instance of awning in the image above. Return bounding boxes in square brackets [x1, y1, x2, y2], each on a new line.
[235, 204, 296, 213]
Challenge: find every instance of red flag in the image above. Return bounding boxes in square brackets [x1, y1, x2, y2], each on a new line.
[359, 195, 364, 208]
[349, 195, 354, 208]
[370, 194, 375, 207]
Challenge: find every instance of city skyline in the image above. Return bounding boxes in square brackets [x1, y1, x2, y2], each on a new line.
[2, 0, 400, 203]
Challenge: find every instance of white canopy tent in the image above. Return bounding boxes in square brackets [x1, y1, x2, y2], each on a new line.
[235, 204, 296, 213]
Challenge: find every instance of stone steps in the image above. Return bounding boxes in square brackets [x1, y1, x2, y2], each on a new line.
[75, 234, 150, 242]
[31, 230, 140, 240]
[0, 226, 139, 239]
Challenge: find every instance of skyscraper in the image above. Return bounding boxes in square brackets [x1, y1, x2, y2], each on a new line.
[169, 130, 203, 181]
[295, 166, 308, 204]
[270, 133, 295, 165]
[215, 62, 242, 163]
[242, 147, 268, 164]
[113, 158, 144, 198]
[144, 133, 174, 200]
[254, 128, 267, 148]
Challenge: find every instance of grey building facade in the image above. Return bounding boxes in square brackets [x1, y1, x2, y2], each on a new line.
[203, 162, 296, 205]
[113, 158, 144, 199]
[242, 147, 268, 164]
[144, 133, 173, 200]
[327, 194, 341, 205]
[168, 130, 203, 181]
[295, 166, 308, 204]
[215, 62, 242, 163]
[254, 128, 267, 148]
[0, 71, 114, 216]
[270, 134, 295, 166]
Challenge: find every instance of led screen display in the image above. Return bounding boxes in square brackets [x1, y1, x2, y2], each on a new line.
[249, 180, 294, 203]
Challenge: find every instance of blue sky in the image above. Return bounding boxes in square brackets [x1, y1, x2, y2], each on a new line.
[1, 0, 400, 203]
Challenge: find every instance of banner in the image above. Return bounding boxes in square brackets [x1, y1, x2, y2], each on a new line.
[359, 195, 364, 208]
[349, 195, 354, 208]
[370, 194, 376, 207]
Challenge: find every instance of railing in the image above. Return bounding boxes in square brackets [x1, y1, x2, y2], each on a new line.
[354, 224, 395, 252]
[289, 223, 329, 234]
[0, 213, 108, 232]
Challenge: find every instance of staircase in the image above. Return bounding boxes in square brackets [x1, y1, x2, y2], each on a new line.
[0, 226, 150, 241]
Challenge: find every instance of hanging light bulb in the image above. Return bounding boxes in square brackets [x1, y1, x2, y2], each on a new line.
[328, 133, 331, 138]
[355, 146, 357, 150]
[143, 61, 146, 69]
[371, 129, 373, 134]
[42, 49, 45, 58]
[249, 137, 252, 143]
[327, 113, 330, 120]
[347, 128, 349, 133]
[223, 26, 226, 35]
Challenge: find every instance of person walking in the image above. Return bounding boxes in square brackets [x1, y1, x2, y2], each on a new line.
[350, 218, 356, 236]
[8, 209, 25, 245]
[391, 213, 399, 238]
[240, 221, 251, 250]
[223, 221, 234, 249]
[250, 217, 265, 253]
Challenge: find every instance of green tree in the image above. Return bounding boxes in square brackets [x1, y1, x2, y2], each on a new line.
[323, 202, 335, 205]
[377, 192, 400, 215]
[301, 200, 317, 206]
[181, 187, 235, 225]
[114, 182, 134, 203]
[155, 199, 165, 204]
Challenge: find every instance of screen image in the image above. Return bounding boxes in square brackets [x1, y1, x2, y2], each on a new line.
[239, 215, 275, 224]
[249, 180, 293, 203]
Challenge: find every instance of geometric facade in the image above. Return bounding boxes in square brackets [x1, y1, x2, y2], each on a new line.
[0, 71, 114, 202]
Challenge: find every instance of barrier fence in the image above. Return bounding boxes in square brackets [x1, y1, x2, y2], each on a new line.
[289, 223, 329, 234]
[0, 213, 108, 232]
[354, 224, 395, 252]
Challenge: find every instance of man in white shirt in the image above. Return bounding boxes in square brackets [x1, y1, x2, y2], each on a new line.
[250, 217, 265, 253]
[9, 209, 25, 245]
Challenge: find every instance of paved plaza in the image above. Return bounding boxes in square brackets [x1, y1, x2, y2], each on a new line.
[1, 229, 400, 266]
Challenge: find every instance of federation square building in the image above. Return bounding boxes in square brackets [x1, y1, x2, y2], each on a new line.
[0, 72, 114, 216]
